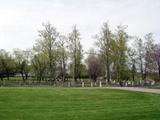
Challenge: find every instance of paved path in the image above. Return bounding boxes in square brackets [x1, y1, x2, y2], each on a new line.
[107, 87, 160, 94]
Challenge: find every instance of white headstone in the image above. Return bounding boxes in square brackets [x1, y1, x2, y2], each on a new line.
[82, 82, 84, 87]
[151, 81, 155, 85]
[91, 82, 93, 87]
[100, 81, 102, 87]
[95, 82, 97, 86]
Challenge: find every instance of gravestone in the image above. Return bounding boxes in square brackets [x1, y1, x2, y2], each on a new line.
[100, 81, 102, 87]
[91, 82, 93, 87]
[82, 82, 84, 87]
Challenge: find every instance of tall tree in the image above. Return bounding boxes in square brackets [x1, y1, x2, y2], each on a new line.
[153, 44, 160, 81]
[147, 44, 160, 81]
[144, 33, 155, 80]
[114, 25, 128, 83]
[0, 49, 16, 80]
[127, 48, 137, 81]
[75, 41, 83, 79]
[86, 49, 101, 82]
[34, 23, 59, 80]
[96, 23, 113, 83]
[68, 25, 83, 83]
[135, 38, 145, 80]
[57, 35, 68, 81]
[13, 49, 30, 82]
[31, 53, 47, 82]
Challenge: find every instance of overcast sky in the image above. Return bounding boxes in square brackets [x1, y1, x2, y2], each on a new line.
[0, 0, 160, 52]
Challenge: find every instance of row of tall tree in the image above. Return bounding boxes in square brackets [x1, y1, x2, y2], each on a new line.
[0, 22, 160, 85]
[91, 23, 160, 84]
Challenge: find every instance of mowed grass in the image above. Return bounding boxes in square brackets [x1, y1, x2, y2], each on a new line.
[0, 88, 160, 120]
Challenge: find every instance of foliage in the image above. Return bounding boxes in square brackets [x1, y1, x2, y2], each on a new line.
[13, 49, 30, 81]
[95, 23, 113, 83]
[0, 22, 159, 83]
[68, 25, 83, 82]
[86, 49, 102, 81]
[0, 49, 16, 80]
[34, 22, 59, 80]
[31, 53, 47, 81]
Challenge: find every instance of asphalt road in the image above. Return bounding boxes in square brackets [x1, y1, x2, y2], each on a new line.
[108, 87, 160, 94]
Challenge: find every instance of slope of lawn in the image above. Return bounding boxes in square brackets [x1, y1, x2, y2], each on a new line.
[0, 87, 160, 120]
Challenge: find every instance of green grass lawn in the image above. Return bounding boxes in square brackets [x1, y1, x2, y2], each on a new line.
[0, 88, 160, 120]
